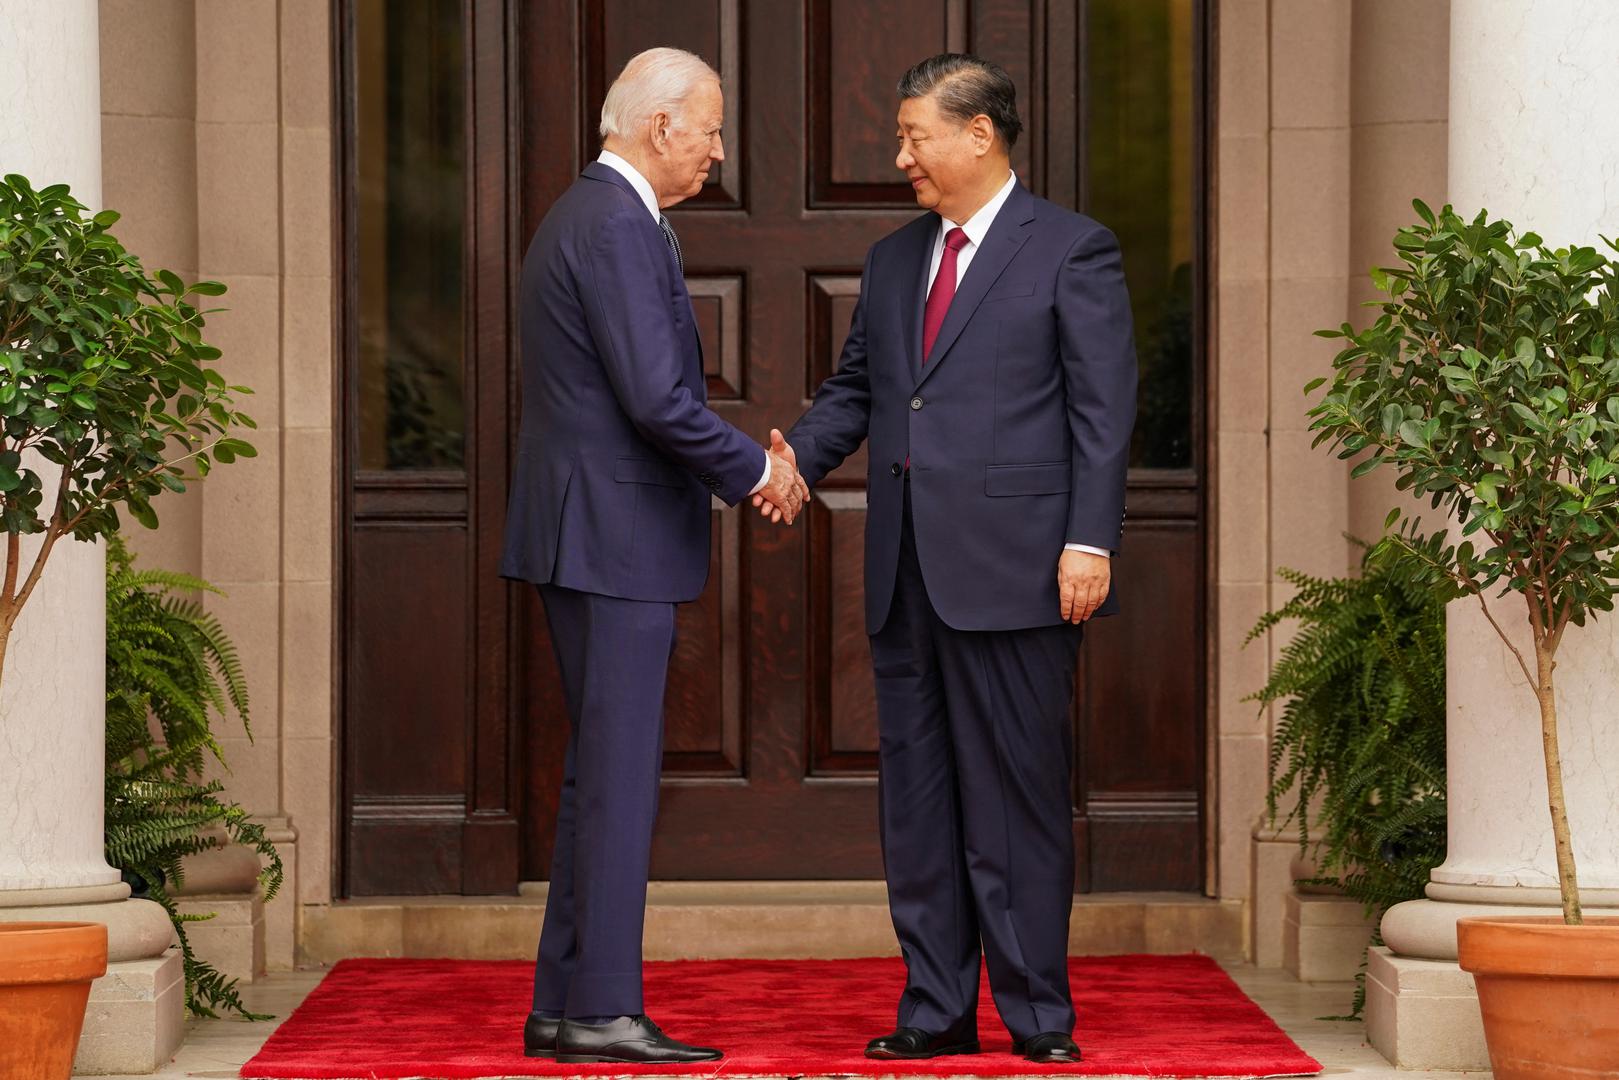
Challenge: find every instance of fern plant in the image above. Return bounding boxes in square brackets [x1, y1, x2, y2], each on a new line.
[1246, 541, 1447, 1016]
[104, 533, 283, 1019]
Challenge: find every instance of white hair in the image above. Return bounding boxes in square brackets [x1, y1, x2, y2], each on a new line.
[598, 47, 719, 140]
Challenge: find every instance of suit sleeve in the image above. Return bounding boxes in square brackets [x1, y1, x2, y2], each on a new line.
[786, 248, 876, 488]
[577, 207, 768, 506]
[1057, 223, 1137, 552]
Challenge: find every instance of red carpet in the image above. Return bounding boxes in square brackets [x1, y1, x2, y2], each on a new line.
[241, 955, 1321, 1078]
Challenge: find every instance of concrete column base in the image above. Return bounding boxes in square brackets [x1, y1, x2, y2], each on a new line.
[1363, 945, 1488, 1071]
[173, 838, 269, 983]
[1282, 891, 1375, 982]
[174, 893, 265, 983]
[264, 819, 298, 972]
[1248, 827, 1297, 968]
[73, 950, 186, 1075]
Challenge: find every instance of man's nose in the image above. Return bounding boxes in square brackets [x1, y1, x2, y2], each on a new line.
[895, 146, 913, 170]
[711, 135, 725, 163]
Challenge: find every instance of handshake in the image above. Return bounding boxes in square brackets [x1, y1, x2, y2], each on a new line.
[751, 428, 810, 525]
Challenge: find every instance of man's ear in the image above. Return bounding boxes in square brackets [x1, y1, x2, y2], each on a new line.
[969, 113, 996, 157]
[650, 110, 672, 153]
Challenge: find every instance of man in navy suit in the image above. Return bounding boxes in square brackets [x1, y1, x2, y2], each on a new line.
[500, 47, 805, 1065]
[766, 53, 1137, 1064]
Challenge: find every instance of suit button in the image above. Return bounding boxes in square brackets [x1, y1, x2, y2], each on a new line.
[890, 462, 902, 477]
[910, 396, 924, 411]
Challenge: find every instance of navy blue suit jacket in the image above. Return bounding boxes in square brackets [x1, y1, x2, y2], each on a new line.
[499, 163, 767, 602]
[788, 181, 1137, 633]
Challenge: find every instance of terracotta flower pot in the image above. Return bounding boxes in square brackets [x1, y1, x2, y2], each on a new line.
[0, 921, 109, 1080]
[1456, 915, 1619, 1080]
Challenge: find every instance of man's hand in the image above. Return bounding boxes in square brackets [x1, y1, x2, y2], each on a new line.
[1058, 549, 1109, 624]
[753, 428, 810, 524]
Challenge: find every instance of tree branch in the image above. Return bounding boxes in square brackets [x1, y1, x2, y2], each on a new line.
[1475, 588, 1540, 693]
[4, 457, 72, 629]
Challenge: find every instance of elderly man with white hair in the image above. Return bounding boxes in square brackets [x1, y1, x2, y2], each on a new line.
[500, 47, 804, 1064]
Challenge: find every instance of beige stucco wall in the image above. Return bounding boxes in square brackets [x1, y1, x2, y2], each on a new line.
[1215, 0, 1450, 966]
[90, 0, 1449, 965]
[98, 0, 335, 969]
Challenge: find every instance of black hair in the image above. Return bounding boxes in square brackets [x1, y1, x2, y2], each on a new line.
[896, 53, 1022, 149]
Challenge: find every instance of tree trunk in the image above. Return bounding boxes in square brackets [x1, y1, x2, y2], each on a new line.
[1535, 636, 1583, 924]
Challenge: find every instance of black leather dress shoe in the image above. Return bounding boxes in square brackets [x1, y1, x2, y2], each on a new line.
[1015, 1031, 1082, 1063]
[522, 1012, 560, 1058]
[864, 1027, 980, 1059]
[555, 1015, 722, 1064]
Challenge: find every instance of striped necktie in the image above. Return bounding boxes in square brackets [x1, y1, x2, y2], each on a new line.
[658, 214, 684, 274]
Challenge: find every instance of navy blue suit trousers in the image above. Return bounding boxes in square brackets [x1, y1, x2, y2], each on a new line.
[874, 483, 1082, 1040]
[531, 584, 675, 1019]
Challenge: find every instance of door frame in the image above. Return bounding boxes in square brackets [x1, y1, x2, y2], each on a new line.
[333, 0, 524, 897]
[331, 0, 1215, 898]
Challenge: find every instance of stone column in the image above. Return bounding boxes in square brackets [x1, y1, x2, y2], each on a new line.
[0, 2, 184, 1073]
[1365, 1, 1619, 1070]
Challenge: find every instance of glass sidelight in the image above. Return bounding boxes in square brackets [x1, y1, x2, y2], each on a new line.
[1085, 0, 1197, 470]
[353, 0, 467, 471]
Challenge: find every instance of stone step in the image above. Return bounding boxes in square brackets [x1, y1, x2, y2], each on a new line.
[300, 882, 1243, 966]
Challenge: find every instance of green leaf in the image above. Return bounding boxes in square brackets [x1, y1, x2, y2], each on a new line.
[1376, 404, 1401, 435]
[92, 209, 121, 228]
[1508, 402, 1542, 427]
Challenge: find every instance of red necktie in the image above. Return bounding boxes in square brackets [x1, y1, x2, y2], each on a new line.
[907, 227, 970, 473]
[922, 227, 970, 364]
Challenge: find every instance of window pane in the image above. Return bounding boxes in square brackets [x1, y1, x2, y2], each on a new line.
[1085, 0, 1196, 469]
[355, 0, 466, 471]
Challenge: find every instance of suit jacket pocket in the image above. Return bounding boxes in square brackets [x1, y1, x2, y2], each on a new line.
[985, 461, 1071, 496]
[983, 280, 1036, 303]
[614, 457, 685, 488]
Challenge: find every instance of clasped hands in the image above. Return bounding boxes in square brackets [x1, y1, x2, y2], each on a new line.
[752, 428, 808, 524]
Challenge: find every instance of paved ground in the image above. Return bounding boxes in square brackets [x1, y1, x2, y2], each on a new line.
[89, 962, 1492, 1079]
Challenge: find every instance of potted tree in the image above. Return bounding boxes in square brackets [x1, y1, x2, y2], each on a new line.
[1308, 201, 1619, 1077]
[0, 174, 254, 1077]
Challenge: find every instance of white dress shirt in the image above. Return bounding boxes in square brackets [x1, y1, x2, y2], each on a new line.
[596, 151, 773, 499]
[929, 172, 1110, 559]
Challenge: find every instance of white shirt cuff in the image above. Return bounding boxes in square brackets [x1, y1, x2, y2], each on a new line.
[1065, 543, 1111, 558]
[746, 454, 772, 497]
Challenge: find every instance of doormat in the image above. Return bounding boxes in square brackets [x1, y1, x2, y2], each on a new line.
[241, 954, 1322, 1078]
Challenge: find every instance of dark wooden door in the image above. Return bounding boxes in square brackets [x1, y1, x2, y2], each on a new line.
[338, 0, 1205, 896]
[516, 0, 1208, 888]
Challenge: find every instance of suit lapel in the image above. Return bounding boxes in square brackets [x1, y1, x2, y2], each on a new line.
[914, 182, 1037, 392]
[894, 216, 934, 384]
